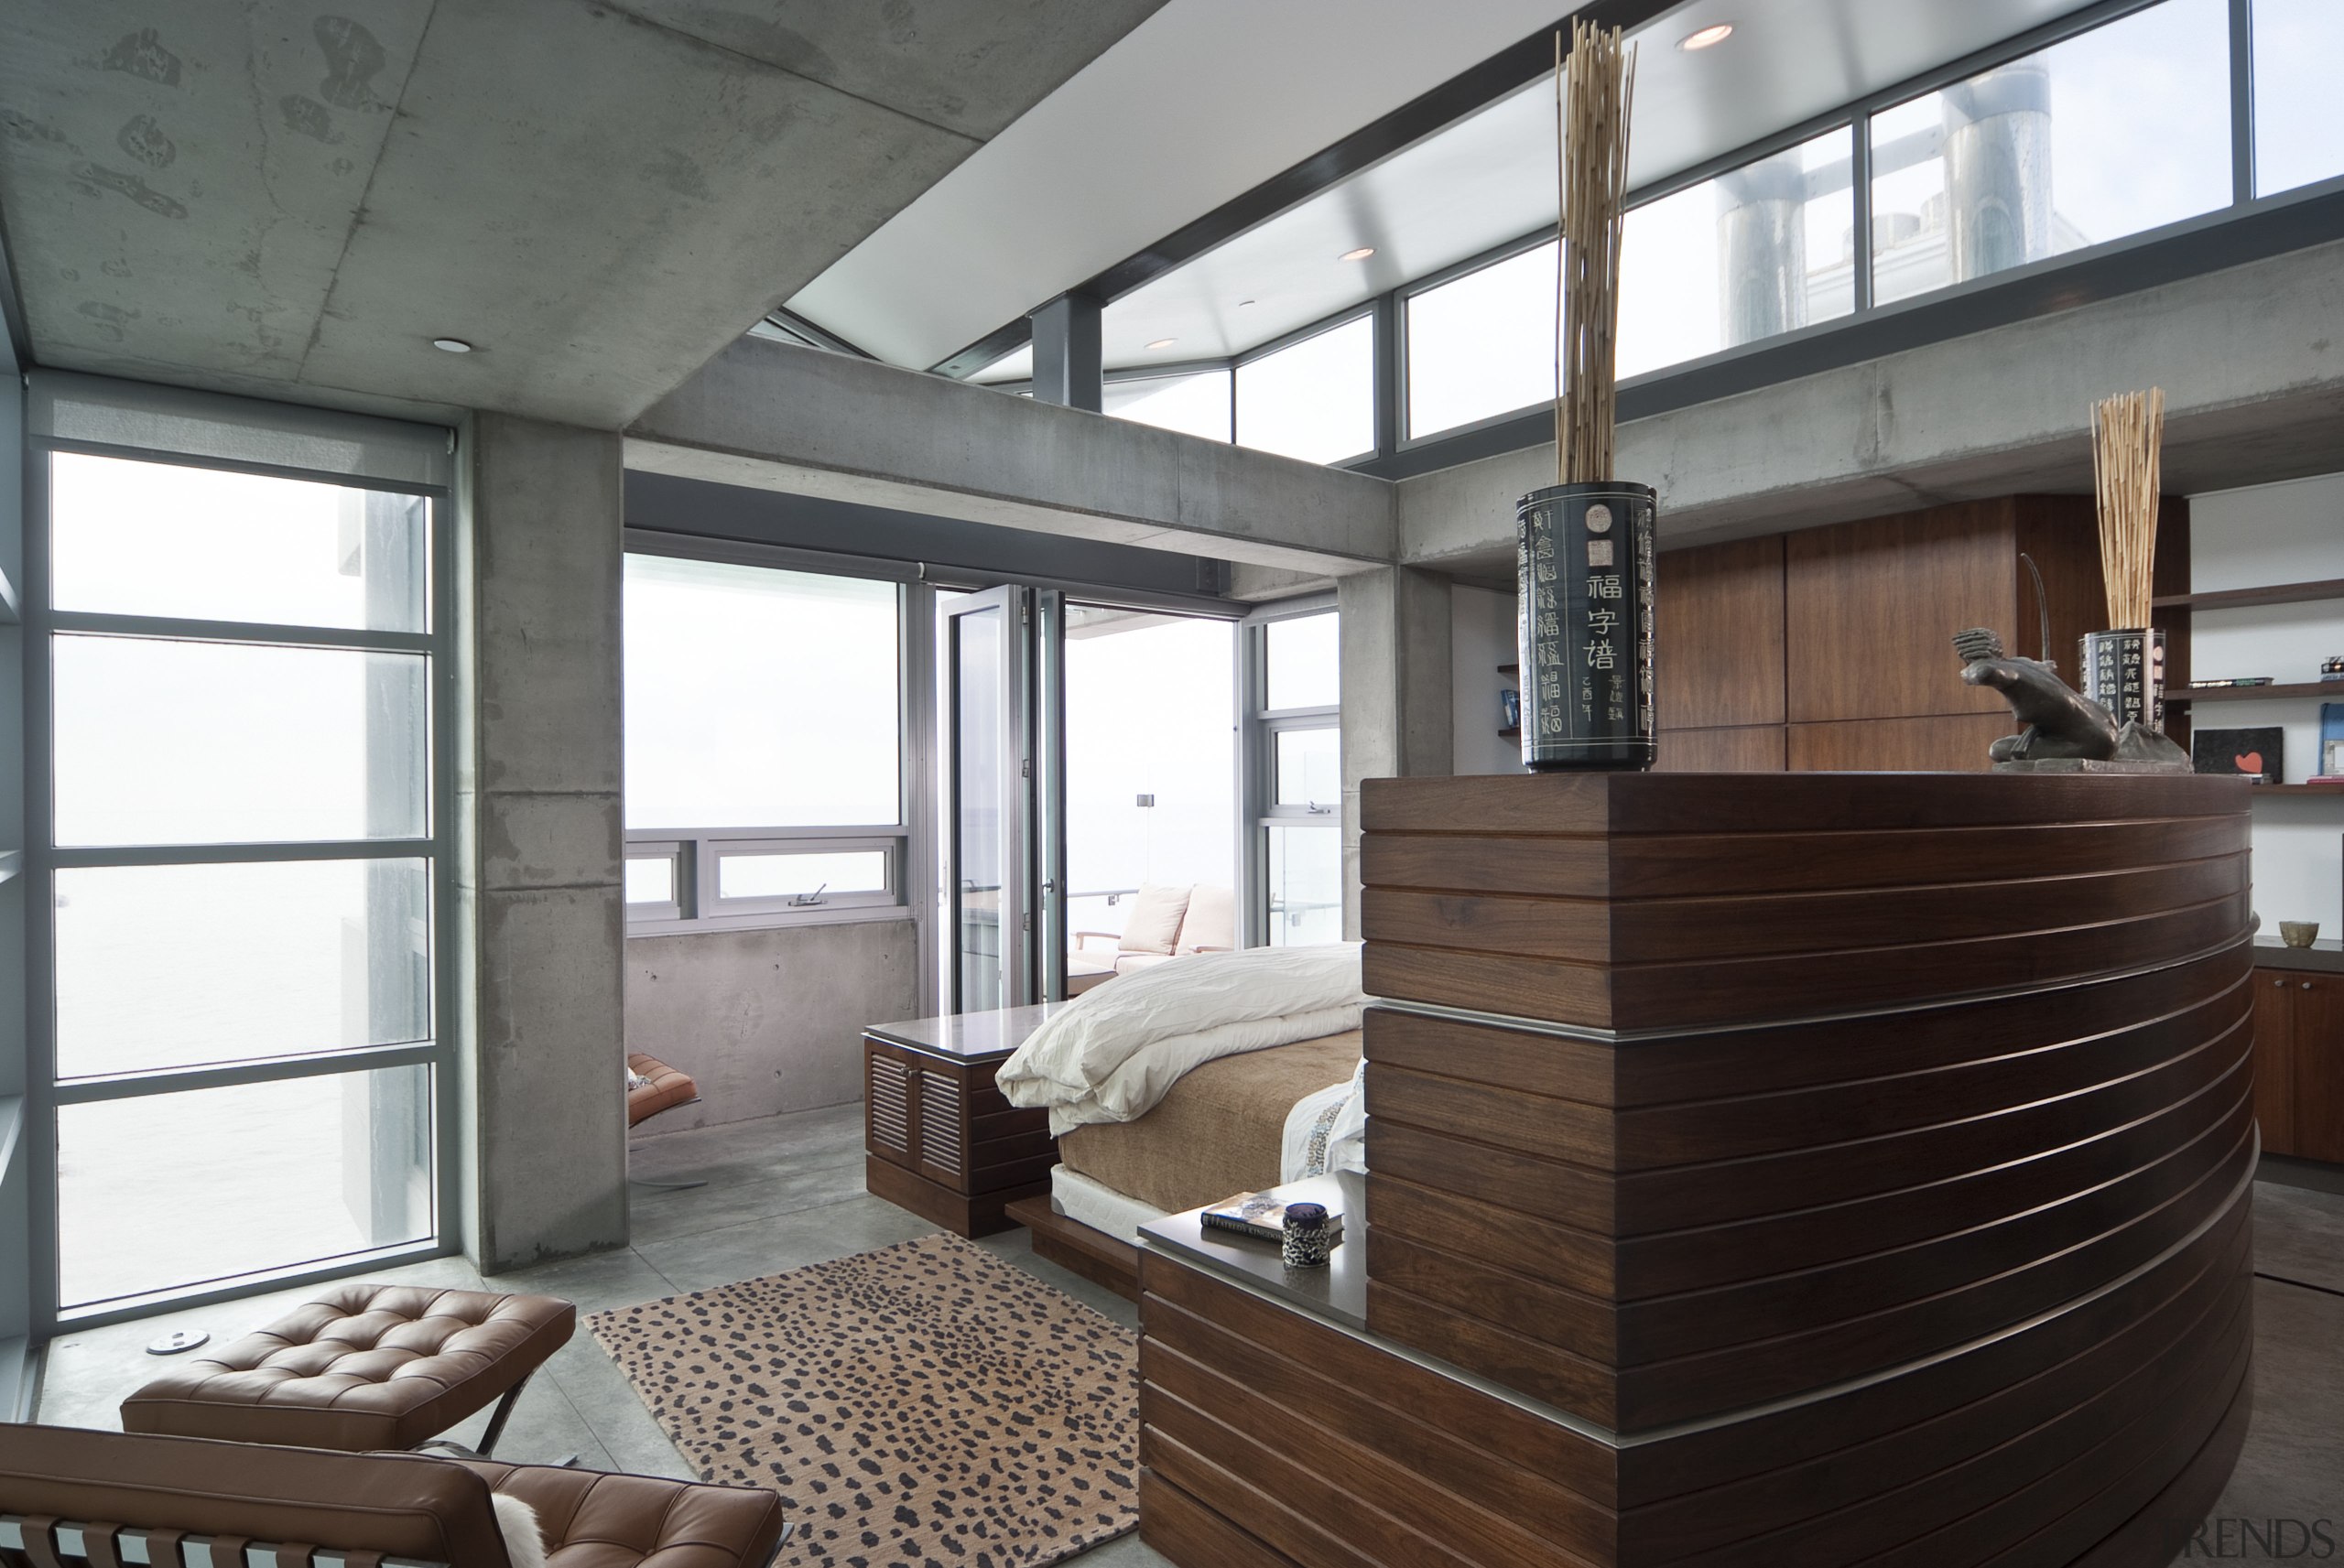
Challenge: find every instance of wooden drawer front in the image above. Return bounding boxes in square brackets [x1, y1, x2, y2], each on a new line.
[2254, 971, 2296, 1156]
[866, 1047, 913, 1165]
[2292, 971, 2344, 1163]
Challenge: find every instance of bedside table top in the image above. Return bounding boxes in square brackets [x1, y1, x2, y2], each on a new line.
[864, 1001, 1075, 1062]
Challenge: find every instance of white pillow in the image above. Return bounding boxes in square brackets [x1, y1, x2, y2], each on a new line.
[1118, 883, 1191, 955]
[493, 1494, 548, 1568]
[1178, 883, 1235, 952]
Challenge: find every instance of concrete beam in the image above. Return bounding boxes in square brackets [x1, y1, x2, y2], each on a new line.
[458, 415, 628, 1272]
[1399, 236, 2344, 575]
[627, 336, 1395, 578]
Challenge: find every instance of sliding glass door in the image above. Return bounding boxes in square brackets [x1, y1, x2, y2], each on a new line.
[942, 586, 1062, 1011]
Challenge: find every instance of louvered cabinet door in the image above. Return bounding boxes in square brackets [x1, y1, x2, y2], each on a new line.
[916, 1069, 965, 1188]
[866, 1044, 915, 1167]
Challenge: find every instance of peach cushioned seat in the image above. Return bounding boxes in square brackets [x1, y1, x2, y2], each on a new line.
[121, 1281, 576, 1452]
[628, 1051, 699, 1126]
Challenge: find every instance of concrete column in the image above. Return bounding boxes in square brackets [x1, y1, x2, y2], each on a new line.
[457, 415, 628, 1272]
[1336, 567, 1453, 937]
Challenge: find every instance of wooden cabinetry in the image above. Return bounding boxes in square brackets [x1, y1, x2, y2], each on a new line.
[1648, 495, 2182, 773]
[863, 1007, 1059, 1237]
[2258, 962, 2344, 1162]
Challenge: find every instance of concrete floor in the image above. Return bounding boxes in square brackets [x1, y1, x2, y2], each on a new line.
[32, 1108, 2344, 1567]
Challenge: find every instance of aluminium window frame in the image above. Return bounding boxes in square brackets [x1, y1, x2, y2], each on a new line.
[1237, 595, 1340, 950]
[24, 437, 460, 1336]
[619, 530, 920, 937]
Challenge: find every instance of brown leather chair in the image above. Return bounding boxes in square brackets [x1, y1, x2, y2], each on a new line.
[627, 1052, 706, 1193]
[627, 1054, 698, 1128]
[121, 1282, 574, 1456]
[0, 1423, 790, 1568]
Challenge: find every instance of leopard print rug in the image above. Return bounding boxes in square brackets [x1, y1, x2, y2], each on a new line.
[587, 1233, 1139, 1567]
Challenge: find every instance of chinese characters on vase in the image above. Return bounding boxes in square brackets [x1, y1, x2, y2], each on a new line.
[1517, 482, 1657, 771]
[2081, 627, 2166, 732]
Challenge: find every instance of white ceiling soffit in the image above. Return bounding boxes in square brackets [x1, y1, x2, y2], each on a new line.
[785, 0, 1595, 372]
[0, 0, 1162, 427]
[1098, 0, 2108, 368]
[818, 0, 2111, 379]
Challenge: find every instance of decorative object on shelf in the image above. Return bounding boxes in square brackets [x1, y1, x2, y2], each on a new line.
[2190, 725, 2283, 784]
[2323, 704, 2344, 775]
[2325, 654, 2344, 681]
[2192, 676, 2274, 688]
[2081, 387, 2167, 732]
[1501, 687, 1520, 730]
[1518, 19, 1653, 772]
[1955, 627, 2188, 772]
[1280, 1200, 1335, 1270]
[2280, 921, 2320, 948]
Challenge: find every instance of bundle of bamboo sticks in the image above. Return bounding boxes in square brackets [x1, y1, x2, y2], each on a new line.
[1554, 20, 1636, 486]
[2090, 387, 2165, 629]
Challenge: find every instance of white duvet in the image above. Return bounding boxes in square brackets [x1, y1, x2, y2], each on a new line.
[998, 942, 1367, 1136]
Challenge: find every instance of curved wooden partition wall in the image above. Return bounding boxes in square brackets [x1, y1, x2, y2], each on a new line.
[1137, 772, 2254, 1568]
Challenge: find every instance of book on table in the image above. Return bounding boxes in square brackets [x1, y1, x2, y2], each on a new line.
[1201, 1192, 1344, 1244]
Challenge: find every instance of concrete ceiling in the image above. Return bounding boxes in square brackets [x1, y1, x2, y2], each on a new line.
[0, 0, 1164, 427]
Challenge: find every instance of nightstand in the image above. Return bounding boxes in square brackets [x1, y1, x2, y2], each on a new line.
[863, 1004, 1064, 1237]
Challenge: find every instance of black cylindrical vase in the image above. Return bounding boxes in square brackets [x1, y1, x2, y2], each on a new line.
[2079, 626, 2166, 732]
[1517, 481, 1657, 771]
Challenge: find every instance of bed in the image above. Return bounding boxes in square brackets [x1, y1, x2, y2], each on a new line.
[995, 944, 1368, 1296]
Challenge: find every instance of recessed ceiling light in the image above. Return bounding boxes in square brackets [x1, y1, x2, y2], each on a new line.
[1677, 22, 1733, 50]
[431, 337, 473, 353]
[1146, 337, 1177, 350]
[1340, 246, 1376, 262]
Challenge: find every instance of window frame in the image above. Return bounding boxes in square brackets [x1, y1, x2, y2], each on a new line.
[621, 534, 918, 935]
[1237, 596, 1341, 949]
[25, 433, 458, 1332]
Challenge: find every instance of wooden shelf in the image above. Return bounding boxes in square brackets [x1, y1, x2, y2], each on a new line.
[2252, 784, 2344, 797]
[2154, 577, 2344, 612]
[1498, 726, 1521, 740]
[2168, 682, 2342, 705]
[1498, 663, 1519, 677]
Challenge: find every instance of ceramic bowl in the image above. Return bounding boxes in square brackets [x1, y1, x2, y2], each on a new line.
[2279, 920, 2319, 948]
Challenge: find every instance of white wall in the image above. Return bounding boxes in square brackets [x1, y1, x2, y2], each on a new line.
[2188, 471, 2344, 936]
[1451, 583, 1523, 777]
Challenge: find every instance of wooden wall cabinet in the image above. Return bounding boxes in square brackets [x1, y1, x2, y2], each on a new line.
[1650, 495, 2191, 773]
[2258, 964, 2344, 1162]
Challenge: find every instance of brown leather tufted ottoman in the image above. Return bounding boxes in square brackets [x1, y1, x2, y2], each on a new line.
[120, 1281, 575, 1454]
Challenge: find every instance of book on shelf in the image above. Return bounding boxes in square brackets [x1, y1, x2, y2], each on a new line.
[1200, 1192, 1343, 1245]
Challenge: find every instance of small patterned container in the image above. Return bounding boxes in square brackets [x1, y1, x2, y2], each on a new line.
[1281, 1202, 1333, 1270]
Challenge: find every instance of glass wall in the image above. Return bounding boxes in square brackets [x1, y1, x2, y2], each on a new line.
[1104, 369, 1233, 441]
[1249, 608, 1342, 947]
[1870, 0, 2230, 305]
[1063, 609, 1237, 970]
[1617, 126, 1856, 379]
[1405, 241, 1558, 439]
[622, 550, 908, 926]
[43, 449, 443, 1316]
[2252, 0, 2344, 198]
[1236, 316, 1376, 465]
